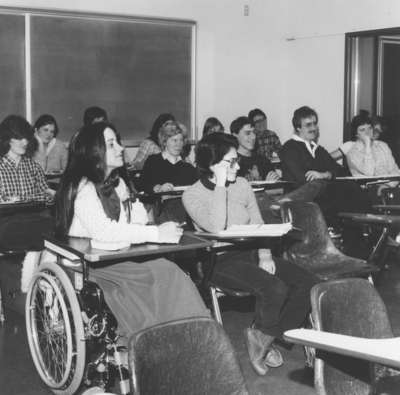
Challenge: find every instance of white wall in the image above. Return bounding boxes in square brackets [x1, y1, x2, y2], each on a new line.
[283, 0, 400, 150]
[2, 0, 400, 151]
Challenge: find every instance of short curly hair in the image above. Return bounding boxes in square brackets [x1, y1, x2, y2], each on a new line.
[158, 121, 187, 150]
[195, 132, 238, 179]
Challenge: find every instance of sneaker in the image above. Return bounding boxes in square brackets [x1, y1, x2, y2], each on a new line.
[264, 346, 283, 368]
[244, 327, 274, 376]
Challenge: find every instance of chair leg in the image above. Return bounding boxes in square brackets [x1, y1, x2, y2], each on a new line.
[210, 286, 223, 325]
[304, 313, 315, 368]
[0, 286, 4, 324]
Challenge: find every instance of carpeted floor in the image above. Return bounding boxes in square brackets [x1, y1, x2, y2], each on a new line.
[1, 258, 400, 395]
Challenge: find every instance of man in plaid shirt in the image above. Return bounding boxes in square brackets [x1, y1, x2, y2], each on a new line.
[248, 108, 282, 162]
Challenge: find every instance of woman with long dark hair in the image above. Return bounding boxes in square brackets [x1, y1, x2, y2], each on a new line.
[54, 122, 208, 339]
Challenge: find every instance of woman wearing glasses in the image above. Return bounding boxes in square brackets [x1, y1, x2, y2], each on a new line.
[182, 133, 315, 376]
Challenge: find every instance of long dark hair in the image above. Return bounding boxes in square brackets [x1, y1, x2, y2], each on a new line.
[34, 114, 59, 137]
[0, 115, 37, 157]
[55, 122, 125, 236]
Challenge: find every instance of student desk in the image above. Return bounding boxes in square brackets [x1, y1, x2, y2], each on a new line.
[192, 226, 295, 323]
[44, 232, 213, 283]
[284, 328, 400, 369]
[336, 174, 400, 188]
[0, 200, 47, 216]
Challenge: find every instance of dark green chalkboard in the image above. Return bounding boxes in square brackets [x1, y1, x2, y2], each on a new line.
[29, 13, 193, 144]
[0, 13, 25, 119]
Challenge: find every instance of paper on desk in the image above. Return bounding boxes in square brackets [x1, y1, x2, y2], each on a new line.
[172, 185, 188, 192]
[250, 180, 282, 186]
[91, 239, 131, 250]
[217, 223, 292, 237]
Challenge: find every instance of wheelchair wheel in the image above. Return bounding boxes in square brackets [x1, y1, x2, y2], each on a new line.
[26, 261, 86, 395]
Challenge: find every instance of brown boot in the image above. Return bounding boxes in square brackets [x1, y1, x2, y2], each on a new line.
[244, 327, 275, 375]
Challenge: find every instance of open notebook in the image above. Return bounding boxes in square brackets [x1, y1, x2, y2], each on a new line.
[198, 223, 292, 238]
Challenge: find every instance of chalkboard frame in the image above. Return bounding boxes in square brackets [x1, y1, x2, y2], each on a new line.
[0, 6, 196, 146]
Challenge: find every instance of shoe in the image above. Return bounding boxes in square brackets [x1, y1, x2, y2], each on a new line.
[244, 327, 274, 376]
[264, 346, 283, 368]
[327, 226, 342, 239]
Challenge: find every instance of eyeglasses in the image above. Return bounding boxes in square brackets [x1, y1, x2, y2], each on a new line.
[222, 157, 239, 168]
[253, 118, 266, 124]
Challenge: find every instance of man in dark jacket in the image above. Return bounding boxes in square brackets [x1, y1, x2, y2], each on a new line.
[280, 106, 370, 226]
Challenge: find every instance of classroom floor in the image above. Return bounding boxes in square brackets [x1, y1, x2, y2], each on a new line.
[1, 257, 400, 395]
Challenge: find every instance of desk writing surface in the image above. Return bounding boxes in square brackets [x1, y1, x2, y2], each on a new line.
[0, 200, 47, 215]
[339, 212, 400, 226]
[336, 174, 400, 182]
[44, 232, 212, 263]
[284, 328, 400, 369]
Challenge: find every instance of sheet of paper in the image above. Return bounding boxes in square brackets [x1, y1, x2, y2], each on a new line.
[91, 239, 131, 251]
[217, 223, 292, 237]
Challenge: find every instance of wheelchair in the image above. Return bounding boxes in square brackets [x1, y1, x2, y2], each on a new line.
[25, 257, 129, 395]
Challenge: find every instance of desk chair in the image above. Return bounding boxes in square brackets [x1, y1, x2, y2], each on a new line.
[0, 207, 54, 323]
[129, 317, 249, 395]
[280, 201, 378, 281]
[308, 279, 399, 395]
[341, 187, 400, 269]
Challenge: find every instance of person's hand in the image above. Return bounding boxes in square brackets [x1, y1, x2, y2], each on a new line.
[305, 170, 332, 181]
[265, 170, 280, 181]
[259, 257, 276, 274]
[359, 133, 372, 148]
[157, 221, 184, 244]
[249, 165, 260, 181]
[211, 162, 228, 187]
[154, 183, 174, 193]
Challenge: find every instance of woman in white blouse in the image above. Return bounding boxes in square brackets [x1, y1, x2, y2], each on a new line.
[54, 122, 208, 340]
[346, 114, 400, 177]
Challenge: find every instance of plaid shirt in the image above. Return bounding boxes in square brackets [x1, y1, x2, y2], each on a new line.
[255, 129, 282, 161]
[0, 155, 48, 201]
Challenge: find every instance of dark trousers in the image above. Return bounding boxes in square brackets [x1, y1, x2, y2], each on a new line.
[212, 250, 316, 338]
[316, 181, 371, 227]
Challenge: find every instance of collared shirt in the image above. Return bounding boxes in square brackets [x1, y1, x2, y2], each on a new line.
[292, 133, 318, 158]
[0, 155, 48, 201]
[161, 150, 182, 164]
[255, 129, 282, 161]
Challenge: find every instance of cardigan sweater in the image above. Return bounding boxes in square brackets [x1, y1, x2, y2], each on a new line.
[280, 139, 338, 186]
[33, 138, 68, 174]
[141, 153, 198, 193]
[69, 178, 159, 246]
[182, 177, 263, 233]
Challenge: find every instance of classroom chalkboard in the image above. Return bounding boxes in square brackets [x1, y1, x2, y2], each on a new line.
[0, 13, 25, 118]
[0, 8, 194, 145]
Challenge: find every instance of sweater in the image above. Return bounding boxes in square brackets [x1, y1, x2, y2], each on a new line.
[69, 178, 159, 246]
[33, 138, 68, 174]
[280, 139, 338, 186]
[182, 177, 263, 233]
[141, 153, 198, 193]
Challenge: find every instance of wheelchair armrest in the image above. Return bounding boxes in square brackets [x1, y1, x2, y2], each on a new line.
[339, 212, 400, 226]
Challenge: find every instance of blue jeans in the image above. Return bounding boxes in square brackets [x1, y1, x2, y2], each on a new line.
[212, 250, 316, 338]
